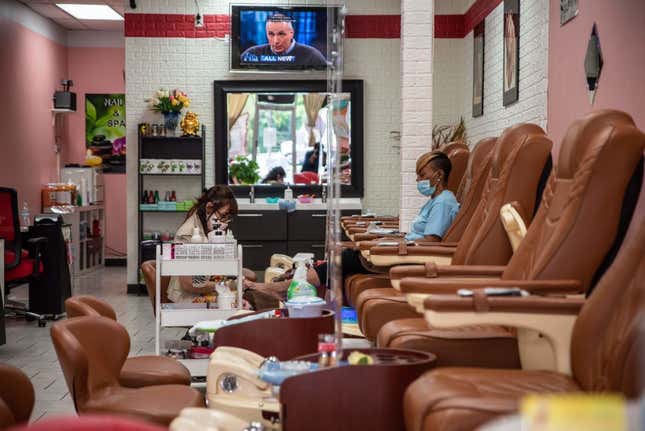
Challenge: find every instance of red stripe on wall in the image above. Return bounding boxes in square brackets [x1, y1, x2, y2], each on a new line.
[125, 13, 401, 39]
[464, 0, 502, 34]
[125, 0, 502, 40]
[434, 15, 465, 38]
[125, 14, 230, 38]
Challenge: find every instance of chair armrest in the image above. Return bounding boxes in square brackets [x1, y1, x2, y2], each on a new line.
[399, 278, 583, 295]
[425, 241, 459, 247]
[424, 294, 584, 315]
[390, 264, 506, 290]
[369, 244, 456, 256]
[25, 236, 48, 274]
[354, 233, 404, 242]
[422, 294, 585, 375]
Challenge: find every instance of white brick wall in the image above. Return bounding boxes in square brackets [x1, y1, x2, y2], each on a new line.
[461, 0, 549, 144]
[434, 0, 474, 15]
[433, 38, 467, 127]
[399, 0, 434, 232]
[125, 0, 402, 283]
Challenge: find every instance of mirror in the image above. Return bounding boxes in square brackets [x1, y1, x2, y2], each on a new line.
[214, 80, 364, 197]
[226, 92, 351, 186]
[584, 23, 603, 104]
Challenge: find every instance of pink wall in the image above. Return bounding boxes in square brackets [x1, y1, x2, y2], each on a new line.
[548, 0, 645, 217]
[67, 47, 126, 256]
[548, 0, 645, 148]
[0, 18, 68, 215]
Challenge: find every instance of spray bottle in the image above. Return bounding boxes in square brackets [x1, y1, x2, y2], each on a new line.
[286, 257, 317, 300]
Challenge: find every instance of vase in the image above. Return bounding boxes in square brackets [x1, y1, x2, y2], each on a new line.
[163, 111, 180, 136]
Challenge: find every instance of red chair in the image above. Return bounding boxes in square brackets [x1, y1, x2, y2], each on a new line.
[294, 171, 319, 184]
[0, 187, 47, 326]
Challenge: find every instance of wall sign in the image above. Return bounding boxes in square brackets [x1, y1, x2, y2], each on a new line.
[85, 94, 126, 173]
[503, 0, 520, 106]
[560, 0, 578, 26]
[472, 21, 485, 118]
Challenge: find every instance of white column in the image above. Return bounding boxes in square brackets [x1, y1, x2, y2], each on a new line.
[399, 0, 434, 231]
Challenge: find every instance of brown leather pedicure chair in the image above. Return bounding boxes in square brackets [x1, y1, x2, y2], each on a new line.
[65, 295, 192, 388]
[0, 363, 34, 429]
[403, 187, 645, 431]
[380, 110, 645, 369]
[51, 316, 205, 426]
[346, 137, 498, 306]
[356, 123, 553, 341]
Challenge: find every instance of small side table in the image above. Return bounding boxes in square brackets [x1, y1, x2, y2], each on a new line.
[280, 348, 436, 431]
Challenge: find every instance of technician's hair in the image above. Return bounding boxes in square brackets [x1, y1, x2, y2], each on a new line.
[416, 151, 452, 184]
[186, 185, 238, 230]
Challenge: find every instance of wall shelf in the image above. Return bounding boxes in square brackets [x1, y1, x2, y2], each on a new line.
[137, 125, 206, 291]
[140, 210, 189, 213]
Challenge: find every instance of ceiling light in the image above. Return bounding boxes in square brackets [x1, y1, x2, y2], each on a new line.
[56, 4, 123, 20]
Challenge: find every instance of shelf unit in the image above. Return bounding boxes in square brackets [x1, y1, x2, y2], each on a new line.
[155, 244, 243, 378]
[45, 205, 104, 276]
[137, 125, 206, 285]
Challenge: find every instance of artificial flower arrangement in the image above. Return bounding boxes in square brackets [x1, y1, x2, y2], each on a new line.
[146, 89, 191, 113]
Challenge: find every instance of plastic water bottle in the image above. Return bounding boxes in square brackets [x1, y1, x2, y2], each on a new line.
[20, 201, 30, 229]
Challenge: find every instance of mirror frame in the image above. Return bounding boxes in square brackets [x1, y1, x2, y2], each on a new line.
[214, 79, 364, 198]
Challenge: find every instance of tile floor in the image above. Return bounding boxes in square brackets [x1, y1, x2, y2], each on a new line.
[0, 266, 184, 423]
[1, 266, 370, 424]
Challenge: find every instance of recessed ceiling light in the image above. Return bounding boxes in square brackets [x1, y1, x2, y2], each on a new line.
[56, 4, 123, 20]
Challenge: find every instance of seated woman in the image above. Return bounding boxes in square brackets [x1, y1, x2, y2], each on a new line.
[261, 166, 286, 185]
[245, 150, 460, 300]
[167, 185, 239, 303]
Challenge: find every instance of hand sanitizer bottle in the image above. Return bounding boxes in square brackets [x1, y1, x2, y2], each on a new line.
[190, 227, 202, 243]
[284, 183, 293, 201]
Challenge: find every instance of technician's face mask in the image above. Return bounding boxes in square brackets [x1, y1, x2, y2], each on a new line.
[416, 180, 435, 197]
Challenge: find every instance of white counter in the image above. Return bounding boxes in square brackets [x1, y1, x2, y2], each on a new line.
[236, 198, 362, 211]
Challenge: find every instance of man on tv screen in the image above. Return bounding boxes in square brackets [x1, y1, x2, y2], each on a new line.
[241, 13, 327, 67]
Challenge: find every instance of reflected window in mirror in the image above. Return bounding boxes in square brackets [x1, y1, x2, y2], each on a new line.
[226, 92, 352, 186]
[584, 23, 603, 104]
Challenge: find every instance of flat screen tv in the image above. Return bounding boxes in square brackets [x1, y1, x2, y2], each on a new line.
[230, 5, 336, 72]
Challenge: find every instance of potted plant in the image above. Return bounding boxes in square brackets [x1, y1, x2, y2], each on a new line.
[432, 117, 467, 150]
[229, 156, 260, 184]
[145, 89, 191, 136]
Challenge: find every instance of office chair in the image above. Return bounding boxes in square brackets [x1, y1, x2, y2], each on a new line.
[0, 187, 47, 326]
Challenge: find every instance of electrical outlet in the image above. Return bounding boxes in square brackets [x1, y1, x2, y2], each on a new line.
[194, 14, 203, 28]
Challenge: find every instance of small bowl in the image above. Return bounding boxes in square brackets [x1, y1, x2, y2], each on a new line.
[265, 197, 280, 204]
[297, 196, 314, 204]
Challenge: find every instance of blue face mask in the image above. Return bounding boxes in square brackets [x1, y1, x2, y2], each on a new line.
[417, 180, 436, 197]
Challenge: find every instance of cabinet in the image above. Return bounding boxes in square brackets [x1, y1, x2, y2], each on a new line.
[137, 125, 206, 274]
[45, 205, 104, 275]
[229, 209, 360, 269]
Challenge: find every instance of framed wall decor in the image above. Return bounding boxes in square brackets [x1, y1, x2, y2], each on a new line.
[472, 21, 485, 118]
[85, 94, 126, 173]
[560, 0, 578, 26]
[503, 0, 520, 106]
